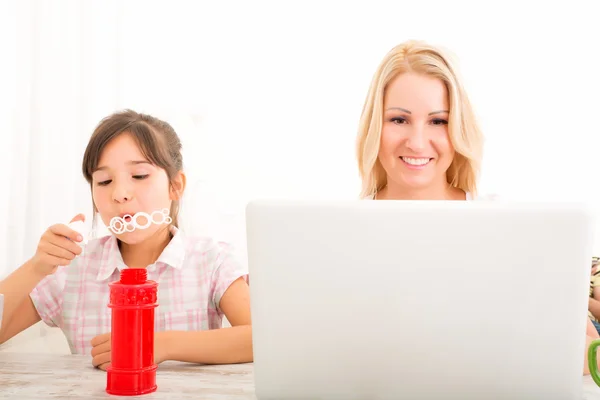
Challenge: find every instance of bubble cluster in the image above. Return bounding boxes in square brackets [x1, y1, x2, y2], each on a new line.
[108, 208, 172, 235]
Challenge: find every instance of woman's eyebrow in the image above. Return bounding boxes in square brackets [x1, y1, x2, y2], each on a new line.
[384, 107, 449, 115]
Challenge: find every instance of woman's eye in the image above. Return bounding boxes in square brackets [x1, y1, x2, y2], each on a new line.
[133, 174, 149, 180]
[97, 180, 112, 186]
[431, 118, 448, 125]
[391, 117, 407, 124]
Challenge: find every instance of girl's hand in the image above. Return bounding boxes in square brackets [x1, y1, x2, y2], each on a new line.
[91, 332, 111, 371]
[90, 331, 167, 371]
[30, 214, 85, 276]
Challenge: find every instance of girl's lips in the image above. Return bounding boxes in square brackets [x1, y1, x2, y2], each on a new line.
[118, 213, 136, 222]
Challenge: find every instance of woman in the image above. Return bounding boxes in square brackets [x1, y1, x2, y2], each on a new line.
[356, 40, 484, 201]
[355, 39, 597, 375]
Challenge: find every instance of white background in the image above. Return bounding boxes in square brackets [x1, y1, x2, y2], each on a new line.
[0, 0, 599, 280]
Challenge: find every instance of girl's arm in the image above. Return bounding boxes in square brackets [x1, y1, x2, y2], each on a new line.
[0, 260, 44, 344]
[0, 216, 82, 344]
[158, 277, 252, 364]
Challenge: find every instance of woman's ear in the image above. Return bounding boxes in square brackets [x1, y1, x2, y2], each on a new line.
[170, 171, 187, 200]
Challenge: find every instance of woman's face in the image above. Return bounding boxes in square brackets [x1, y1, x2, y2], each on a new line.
[379, 72, 455, 192]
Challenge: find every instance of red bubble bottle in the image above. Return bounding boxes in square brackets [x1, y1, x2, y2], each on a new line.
[106, 268, 159, 396]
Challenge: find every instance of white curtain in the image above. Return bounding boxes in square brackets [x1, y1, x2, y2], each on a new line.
[0, 0, 257, 277]
[2, 0, 600, 280]
[1, 0, 120, 277]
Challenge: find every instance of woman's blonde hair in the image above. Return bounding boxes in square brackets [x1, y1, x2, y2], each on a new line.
[356, 40, 484, 198]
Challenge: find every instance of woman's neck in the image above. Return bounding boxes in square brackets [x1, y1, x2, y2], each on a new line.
[376, 183, 466, 201]
[118, 225, 173, 269]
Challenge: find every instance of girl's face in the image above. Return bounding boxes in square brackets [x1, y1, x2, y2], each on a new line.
[379, 72, 454, 193]
[91, 133, 182, 244]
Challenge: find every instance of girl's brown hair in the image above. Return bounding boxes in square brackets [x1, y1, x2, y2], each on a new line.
[82, 109, 184, 227]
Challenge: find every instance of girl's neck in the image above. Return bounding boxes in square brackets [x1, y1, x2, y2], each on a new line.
[118, 225, 173, 269]
[376, 182, 465, 201]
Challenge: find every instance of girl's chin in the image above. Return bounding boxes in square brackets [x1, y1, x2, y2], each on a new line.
[114, 230, 152, 244]
[114, 226, 170, 245]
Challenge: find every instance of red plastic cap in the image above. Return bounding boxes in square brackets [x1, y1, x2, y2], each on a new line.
[119, 268, 147, 284]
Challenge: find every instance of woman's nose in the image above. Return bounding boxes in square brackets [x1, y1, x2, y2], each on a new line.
[405, 126, 426, 152]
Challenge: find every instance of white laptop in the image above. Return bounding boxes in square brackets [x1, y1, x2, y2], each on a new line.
[245, 200, 595, 400]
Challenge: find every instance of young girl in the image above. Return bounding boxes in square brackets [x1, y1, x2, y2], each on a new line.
[0, 110, 252, 369]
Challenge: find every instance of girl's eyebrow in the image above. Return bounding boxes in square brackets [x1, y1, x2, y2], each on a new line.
[94, 160, 150, 172]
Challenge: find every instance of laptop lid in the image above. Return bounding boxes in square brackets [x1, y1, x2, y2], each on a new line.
[246, 200, 594, 400]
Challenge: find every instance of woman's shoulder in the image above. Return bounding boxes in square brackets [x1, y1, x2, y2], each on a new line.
[467, 192, 502, 201]
[362, 191, 501, 201]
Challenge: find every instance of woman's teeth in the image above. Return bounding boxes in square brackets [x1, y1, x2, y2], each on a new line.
[401, 157, 431, 166]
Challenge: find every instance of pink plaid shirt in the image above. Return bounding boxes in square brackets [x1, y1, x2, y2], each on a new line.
[29, 226, 248, 355]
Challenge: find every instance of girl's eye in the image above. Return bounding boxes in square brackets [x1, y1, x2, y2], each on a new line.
[391, 117, 407, 124]
[431, 118, 448, 125]
[97, 180, 112, 186]
[133, 174, 149, 180]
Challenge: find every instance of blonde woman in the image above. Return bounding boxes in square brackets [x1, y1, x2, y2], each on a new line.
[357, 40, 483, 201]
[355, 39, 597, 375]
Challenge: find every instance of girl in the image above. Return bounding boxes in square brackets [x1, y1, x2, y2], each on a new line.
[0, 110, 252, 369]
[355, 39, 598, 375]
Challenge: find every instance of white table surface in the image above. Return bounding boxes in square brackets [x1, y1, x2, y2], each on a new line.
[0, 352, 256, 399]
[2, 352, 600, 399]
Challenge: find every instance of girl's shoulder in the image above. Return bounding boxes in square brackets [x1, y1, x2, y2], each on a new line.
[178, 232, 249, 289]
[179, 231, 243, 269]
[182, 232, 233, 254]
